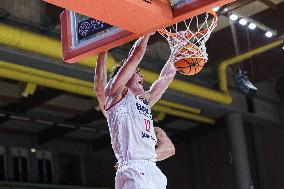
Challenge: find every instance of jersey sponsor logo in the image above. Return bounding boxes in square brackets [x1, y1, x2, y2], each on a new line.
[142, 132, 156, 142]
[136, 103, 152, 119]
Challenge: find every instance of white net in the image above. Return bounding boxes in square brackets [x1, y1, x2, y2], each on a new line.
[159, 11, 218, 63]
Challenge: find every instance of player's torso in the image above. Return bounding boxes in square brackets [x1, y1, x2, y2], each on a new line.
[106, 90, 157, 162]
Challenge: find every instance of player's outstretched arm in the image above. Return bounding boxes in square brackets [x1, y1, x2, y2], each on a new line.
[95, 51, 108, 117]
[155, 127, 175, 161]
[145, 54, 177, 107]
[106, 35, 151, 96]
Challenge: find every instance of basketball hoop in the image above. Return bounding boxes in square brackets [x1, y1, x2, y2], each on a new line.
[159, 10, 218, 76]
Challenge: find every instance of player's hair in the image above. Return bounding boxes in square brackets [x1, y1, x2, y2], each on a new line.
[110, 60, 140, 79]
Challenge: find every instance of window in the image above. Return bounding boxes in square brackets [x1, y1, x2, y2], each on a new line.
[38, 159, 53, 183]
[13, 156, 29, 182]
[0, 155, 5, 180]
[0, 145, 6, 180]
[11, 147, 29, 182]
[36, 150, 54, 183]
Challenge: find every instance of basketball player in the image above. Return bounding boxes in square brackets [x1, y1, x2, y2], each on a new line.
[95, 34, 176, 189]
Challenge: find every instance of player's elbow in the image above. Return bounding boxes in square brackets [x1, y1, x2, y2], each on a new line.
[163, 72, 176, 83]
[162, 68, 176, 80]
[164, 143, 175, 157]
[95, 87, 105, 98]
[169, 144, 175, 156]
[95, 85, 102, 93]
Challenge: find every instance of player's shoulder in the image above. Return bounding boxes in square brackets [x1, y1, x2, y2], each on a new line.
[138, 91, 150, 100]
[137, 92, 150, 105]
[104, 87, 129, 111]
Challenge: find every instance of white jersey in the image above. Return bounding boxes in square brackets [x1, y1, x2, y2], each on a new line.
[105, 89, 157, 163]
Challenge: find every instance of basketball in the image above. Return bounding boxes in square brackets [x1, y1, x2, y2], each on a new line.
[174, 57, 205, 76]
[174, 43, 205, 76]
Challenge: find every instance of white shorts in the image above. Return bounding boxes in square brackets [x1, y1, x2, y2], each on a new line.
[115, 160, 167, 189]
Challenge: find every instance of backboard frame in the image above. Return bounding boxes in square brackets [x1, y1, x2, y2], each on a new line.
[61, 11, 140, 63]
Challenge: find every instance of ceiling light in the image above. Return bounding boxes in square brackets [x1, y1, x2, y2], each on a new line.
[282, 46, 284, 50]
[265, 31, 273, 38]
[239, 18, 248, 26]
[248, 23, 256, 30]
[230, 14, 238, 21]
[212, 7, 220, 12]
[30, 148, 37, 153]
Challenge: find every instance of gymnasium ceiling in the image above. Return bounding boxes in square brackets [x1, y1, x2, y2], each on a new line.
[0, 0, 283, 149]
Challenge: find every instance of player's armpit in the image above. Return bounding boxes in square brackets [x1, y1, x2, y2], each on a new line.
[95, 51, 108, 117]
[154, 127, 175, 161]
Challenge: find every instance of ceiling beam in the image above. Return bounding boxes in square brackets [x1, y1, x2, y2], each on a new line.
[0, 88, 60, 125]
[1, 88, 60, 113]
[259, 0, 278, 9]
[0, 94, 85, 115]
[66, 108, 104, 124]
[0, 109, 105, 144]
[220, 0, 254, 12]
[36, 107, 105, 145]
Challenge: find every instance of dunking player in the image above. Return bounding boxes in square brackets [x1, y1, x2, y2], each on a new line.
[95, 33, 176, 189]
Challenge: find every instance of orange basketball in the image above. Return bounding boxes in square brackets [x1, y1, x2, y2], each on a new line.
[174, 58, 205, 76]
[174, 44, 205, 76]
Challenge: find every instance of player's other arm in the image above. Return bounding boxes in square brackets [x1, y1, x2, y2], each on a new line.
[146, 55, 177, 107]
[106, 35, 151, 96]
[155, 127, 175, 161]
[95, 51, 108, 116]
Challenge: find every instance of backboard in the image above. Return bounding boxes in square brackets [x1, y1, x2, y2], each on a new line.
[45, 0, 235, 63]
[60, 11, 138, 63]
